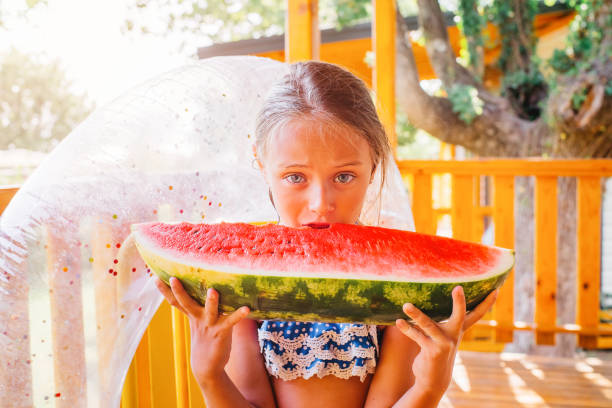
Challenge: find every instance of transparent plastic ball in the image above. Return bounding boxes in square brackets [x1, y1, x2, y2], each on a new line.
[0, 56, 413, 406]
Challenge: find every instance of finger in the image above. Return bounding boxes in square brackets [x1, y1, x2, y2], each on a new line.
[403, 303, 446, 342]
[203, 287, 220, 325]
[220, 306, 250, 331]
[169, 277, 204, 318]
[447, 286, 467, 335]
[396, 319, 430, 347]
[154, 277, 187, 314]
[464, 289, 499, 330]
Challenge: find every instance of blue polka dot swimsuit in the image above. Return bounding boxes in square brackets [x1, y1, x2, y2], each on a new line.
[257, 320, 381, 381]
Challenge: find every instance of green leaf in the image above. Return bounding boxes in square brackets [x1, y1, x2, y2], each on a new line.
[448, 84, 484, 125]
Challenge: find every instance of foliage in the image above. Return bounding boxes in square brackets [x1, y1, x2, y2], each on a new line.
[488, 0, 539, 73]
[456, 0, 484, 75]
[333, 0, 370, 28]
[123, 0, 285, 46]
[124, 0, 425, 46]
[0, 0, 45, 27]
[548, 0, 610, 77]
[545, 0, 611, 113]
[501, 63, 548, 120]
[396, 107, 418, 146]
[447, 84, 484, 124]
[0, 49, 94, 152]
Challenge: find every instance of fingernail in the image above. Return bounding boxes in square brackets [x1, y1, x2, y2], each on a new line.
[404, 303, 414, 311]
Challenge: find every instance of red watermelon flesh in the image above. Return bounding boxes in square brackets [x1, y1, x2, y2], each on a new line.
[132, 222, 514, 323]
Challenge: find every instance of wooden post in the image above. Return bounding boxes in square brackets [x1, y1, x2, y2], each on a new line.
[0, 237, 33, 407]
[451, 175, 475, 241]
[452, 175, 478, 342]
[46, 223, 87, 406]
[91, 221, 120, 400]
[172, 309, 190, 408]
[140, 302, 177, 407]
[493, 175, 515, 343]
[473, 176, 484, 242]
[373, 0, 397, 153]
[286, 0, 320, 62]
[0, 186, 19, 214]
[576, 177, 601, 349]
[187, 316, 205, 408]
[534, 176, 557, 345]
[413, 173, 435, 234]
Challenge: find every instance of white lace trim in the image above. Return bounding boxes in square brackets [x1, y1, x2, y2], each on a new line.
[258, 324, 379, 382]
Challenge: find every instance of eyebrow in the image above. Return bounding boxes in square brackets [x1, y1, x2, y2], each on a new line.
[334, 161, 363, 168]
[279, 161, 364, 168]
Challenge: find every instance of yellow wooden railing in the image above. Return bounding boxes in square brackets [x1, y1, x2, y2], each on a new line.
[399, 159, 612, 352]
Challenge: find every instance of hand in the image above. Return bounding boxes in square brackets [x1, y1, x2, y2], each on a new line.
[395, 286, 498, 397]
[155, 277, 250, 384]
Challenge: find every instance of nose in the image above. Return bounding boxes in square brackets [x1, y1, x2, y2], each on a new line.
[308, 182, 335, 216]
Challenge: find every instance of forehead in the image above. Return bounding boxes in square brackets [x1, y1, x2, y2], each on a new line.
[265, 118, 373, 166]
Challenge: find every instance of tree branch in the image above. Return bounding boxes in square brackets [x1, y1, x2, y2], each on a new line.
[414, 0, 510, 108]
[395, 6, 529, 157]
[576, 84, 605, 129]
[415, 0, 479, 89]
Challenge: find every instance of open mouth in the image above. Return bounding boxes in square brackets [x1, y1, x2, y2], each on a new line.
[303, 223, 331, 229]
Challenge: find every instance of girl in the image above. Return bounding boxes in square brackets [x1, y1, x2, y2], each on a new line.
[155, 61, 498, 408]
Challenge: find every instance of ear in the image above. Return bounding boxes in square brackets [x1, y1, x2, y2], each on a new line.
[370, 165, 376, 184]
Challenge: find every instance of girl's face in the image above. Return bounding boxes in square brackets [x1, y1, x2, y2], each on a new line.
[258, 119, 375, 228]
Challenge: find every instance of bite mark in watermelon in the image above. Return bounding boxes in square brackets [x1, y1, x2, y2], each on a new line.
[132, 222, 514, 324]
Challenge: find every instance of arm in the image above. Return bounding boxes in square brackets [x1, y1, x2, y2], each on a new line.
[198, 371, 262, 408]
[225, 319, 277, 408]
[367, 287, 499, 408]
[156, 277, 260, 408]
[364, 326, 421, 407]
[392, 287, 499, 408]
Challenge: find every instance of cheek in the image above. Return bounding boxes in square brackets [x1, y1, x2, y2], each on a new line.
[270, 184, 302, 213]
[337, 182, 371, 215]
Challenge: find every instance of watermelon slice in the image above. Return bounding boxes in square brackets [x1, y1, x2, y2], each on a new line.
[132, 222, 514, 324]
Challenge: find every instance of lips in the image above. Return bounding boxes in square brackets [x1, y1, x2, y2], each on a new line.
[303, 222, 331, 229]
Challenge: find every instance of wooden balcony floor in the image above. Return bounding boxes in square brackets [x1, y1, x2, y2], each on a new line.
[440, 351, 612, 407]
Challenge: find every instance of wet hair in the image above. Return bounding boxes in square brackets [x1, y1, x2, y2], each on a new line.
[255, 61, 391, 188]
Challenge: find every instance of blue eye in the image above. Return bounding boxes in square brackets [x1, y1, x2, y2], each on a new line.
[285, 174, 305, 184]
[335, 173, 355, 184]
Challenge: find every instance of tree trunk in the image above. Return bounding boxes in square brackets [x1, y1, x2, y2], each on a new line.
[504, 177, 577, 357]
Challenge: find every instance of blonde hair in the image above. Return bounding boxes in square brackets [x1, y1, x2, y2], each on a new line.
[255, 61, 391, 187]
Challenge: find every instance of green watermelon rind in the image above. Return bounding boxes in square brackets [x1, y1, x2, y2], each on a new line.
[137, 239, 513, 325]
